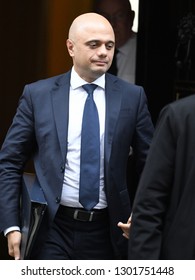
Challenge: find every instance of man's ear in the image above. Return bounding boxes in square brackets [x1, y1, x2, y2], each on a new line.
[66, 39, 74, 57]
[130, 10, 135, 26]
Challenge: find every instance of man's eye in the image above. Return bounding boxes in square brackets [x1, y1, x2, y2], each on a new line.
[89, 42, 97, 48]
[106, 44, 114, 50]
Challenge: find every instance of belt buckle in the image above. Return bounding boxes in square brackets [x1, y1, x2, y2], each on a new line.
[89, 211, 94, 222]
[73, 209, 94, 222]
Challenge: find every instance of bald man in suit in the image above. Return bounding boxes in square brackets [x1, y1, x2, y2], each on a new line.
[0, 12, 153, 260]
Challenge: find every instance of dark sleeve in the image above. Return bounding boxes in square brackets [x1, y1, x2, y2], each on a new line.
[0, 85, 35, 232]
[128, 105, 177, 259]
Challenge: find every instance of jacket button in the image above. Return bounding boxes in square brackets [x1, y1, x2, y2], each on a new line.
[61, 166, 65, 173]
[55, 196, 60, 204]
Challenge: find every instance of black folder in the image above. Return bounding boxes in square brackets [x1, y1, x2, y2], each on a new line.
[20, 173, 47, 260]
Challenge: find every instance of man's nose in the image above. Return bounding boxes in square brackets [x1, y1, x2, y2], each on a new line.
[97, 45, 108, 56]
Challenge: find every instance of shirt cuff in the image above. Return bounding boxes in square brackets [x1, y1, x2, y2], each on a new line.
[4, 226, 20, 237]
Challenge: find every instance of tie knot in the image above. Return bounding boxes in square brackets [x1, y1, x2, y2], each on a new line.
[82, 84, 97, 95]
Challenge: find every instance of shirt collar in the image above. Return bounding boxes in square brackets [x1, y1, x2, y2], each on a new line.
[70, 67, 105, 90]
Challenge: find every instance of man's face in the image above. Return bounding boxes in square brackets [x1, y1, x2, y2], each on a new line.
[67, 23, 115, 82]
[96, 0, 135, 48]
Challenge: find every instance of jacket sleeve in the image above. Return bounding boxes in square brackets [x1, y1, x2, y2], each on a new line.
[0, 85, 35, 232]
[128, 105, 177, 259]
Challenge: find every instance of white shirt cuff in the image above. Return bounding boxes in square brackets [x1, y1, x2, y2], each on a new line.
[4, 226, 20, 237]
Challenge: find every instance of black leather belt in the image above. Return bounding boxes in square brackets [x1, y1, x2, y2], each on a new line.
[60, 205, 108, 222]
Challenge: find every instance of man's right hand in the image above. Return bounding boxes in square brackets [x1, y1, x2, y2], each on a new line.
[117, 216, 132, 239]
[7, 231, 21, 260]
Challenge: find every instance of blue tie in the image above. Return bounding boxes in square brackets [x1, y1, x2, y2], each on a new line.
[79, 84, 100, 210]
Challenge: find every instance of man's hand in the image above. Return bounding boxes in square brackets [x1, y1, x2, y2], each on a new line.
[117, 216, 131, 239]
[7, 231, 21, 260]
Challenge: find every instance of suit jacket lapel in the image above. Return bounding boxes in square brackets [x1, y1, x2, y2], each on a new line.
[104, 74, 122, 163]
[51, 72, 122, 165]
[52, 71, 71, 160]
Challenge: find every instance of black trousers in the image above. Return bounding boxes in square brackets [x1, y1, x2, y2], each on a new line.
[34, 205, 115, 260]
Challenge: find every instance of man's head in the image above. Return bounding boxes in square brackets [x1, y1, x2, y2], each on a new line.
[93, 0, 135, 48]
[66, 13, 115, 83]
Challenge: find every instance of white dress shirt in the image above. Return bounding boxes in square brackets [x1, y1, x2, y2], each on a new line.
[117, 33, 137, 84]
[60, 67, 107, 209]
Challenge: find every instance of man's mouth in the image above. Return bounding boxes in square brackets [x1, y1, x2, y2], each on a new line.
[94, 60, 108, 66]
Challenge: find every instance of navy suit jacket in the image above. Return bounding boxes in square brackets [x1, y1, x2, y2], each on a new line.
[0, 71, 154, 258]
